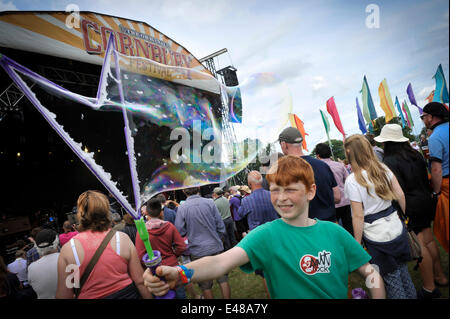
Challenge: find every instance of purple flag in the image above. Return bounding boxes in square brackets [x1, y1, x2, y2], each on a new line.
[407, 83, 423, 115]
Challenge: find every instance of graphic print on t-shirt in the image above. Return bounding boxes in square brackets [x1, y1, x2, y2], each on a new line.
[299, 251, 331, 275]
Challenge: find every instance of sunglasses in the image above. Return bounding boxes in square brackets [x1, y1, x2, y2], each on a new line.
[420, 113, 431, 120]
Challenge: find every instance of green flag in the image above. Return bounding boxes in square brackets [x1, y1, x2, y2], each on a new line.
[320, 109, 330, 136]
[361, 76, 378, 123]
[403, 100, 414, 128]
[320, 109, 335, 160]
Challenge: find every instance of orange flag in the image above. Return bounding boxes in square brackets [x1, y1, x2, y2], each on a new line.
[425, 90, 435, 103]
[378, 79, 397, 123]
[288, 113, 308, 151]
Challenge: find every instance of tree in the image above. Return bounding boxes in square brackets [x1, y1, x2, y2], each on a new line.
[227, 142, 276, 187]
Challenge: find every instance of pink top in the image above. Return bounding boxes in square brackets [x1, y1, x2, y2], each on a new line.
[320, 158, 351, 208]
[74, 231, 132, 299]
[59, 231, 78, 247]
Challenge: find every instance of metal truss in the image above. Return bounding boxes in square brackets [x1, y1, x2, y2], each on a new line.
[0, 81, 34, 112]
[36, 65, 99, 87]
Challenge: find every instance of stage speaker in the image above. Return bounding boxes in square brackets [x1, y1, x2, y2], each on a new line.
[217, 66, 239, 86]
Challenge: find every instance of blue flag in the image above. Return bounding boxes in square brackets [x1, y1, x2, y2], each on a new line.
[395, 96, 406, 128]
[432, 64, 449, 103]
[356, 97, 367, 134]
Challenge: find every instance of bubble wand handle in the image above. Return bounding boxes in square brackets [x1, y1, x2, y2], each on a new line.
[134, 217, 154, 260]
[134, 217, 175, 299]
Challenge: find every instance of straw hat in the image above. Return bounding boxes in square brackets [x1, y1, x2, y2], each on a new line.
[239, 185, 251, 194]
[374, 124, 409, 143]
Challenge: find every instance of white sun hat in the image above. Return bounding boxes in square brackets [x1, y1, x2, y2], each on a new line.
[374, 124, 409, 143]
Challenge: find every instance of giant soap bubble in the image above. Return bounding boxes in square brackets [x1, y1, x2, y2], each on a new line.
[0, 37, 292, 218]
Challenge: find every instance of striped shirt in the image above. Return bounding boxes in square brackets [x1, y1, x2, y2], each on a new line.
[237, 188, 279, 230]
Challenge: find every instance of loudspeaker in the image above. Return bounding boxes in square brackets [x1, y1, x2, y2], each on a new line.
[217, 66, 239, 86]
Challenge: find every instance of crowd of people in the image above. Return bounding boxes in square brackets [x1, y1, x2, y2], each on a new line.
[0, 102, 448, 300]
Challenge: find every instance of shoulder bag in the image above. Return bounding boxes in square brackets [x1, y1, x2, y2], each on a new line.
[74, 228, 117, 298]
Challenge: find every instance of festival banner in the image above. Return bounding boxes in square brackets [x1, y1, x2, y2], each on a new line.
[288, 113, 308, 151]
[402, 100, 414, 128]
[360, 76, 378, 124]
[326, 97, 345, 139]
[378, 78, 397, 123]
[0, 11, 217, 92]
[320, 109, 330, 136]
[406, 83, 423, 114]
[395, 96, 406, 128]
[425, 90, 435, 103]
[356, 97, 367, 134]
[319, 109, 335, 159]
[432, 64, 450, 104]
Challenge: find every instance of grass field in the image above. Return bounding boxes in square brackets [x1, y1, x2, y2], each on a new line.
[186, 240, 449, 299]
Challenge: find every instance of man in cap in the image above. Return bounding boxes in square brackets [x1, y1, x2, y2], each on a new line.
[28, 229, 60, 298]
[212, 187, 237, 250]
[421, 102, 449, 253]
[278, 127, 341, 222]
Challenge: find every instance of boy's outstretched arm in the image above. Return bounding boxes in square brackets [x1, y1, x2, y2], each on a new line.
[357, 262, 386, 299]
[143, 246, 250, 296]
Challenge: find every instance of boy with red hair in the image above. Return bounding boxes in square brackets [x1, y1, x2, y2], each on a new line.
[142, 156, 386, 299]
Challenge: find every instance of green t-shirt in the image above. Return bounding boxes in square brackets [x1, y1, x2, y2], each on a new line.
[214, 196, 232, 220]
[237, 219, 371, 299]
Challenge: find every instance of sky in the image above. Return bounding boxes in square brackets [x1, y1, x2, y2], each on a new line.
[1, 0, 449, 153]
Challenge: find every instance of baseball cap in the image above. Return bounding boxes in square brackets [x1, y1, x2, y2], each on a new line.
[278, 127, 303, 144]
[35, 229, 57, 248]
[422, 102, 449, 120]
[213, 187, 224, 195]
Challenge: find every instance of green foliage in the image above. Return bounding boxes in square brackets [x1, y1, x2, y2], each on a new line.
[228, 142, 276, 187]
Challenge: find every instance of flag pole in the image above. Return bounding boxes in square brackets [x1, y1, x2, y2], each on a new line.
[327, 133, 336, 161]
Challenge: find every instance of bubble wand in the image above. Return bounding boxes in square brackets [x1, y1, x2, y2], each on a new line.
[134, 215, 176, 299]
[134, 216, 154, 259]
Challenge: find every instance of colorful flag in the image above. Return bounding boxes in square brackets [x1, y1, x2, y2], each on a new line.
[320, 109, 330, 138]
[356, 97, 367, 134]
[425, 90, 435, 103]
[402, 100, 414, 128]
[288, 113, 309, 151]
[395, 96, 406, 128]
[378, 78, 397, 123]
[406, 83, 423, 114]
[326, 97, 346, 139]
[432, 64, 450, 103]
[360, 76, 378, 124]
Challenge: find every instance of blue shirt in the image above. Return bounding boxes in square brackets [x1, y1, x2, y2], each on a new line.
[237, 188, 279, 230]
[302, 156, 338, 222]
[175, 195, 225, 257]
[163, 206, 177, 224]
[429, 122, 449, 177]
[229, 195, 242, 221]
[26, 247, 40, 267]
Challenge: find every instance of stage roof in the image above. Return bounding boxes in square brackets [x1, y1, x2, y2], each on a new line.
[0, 11, 218, 93]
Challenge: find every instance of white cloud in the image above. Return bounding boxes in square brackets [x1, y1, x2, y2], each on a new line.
[418, 85, 435, 99]
[0, 0, 17, 11]
[159, 0, 230, 24]
[311, 76, 327, 91]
